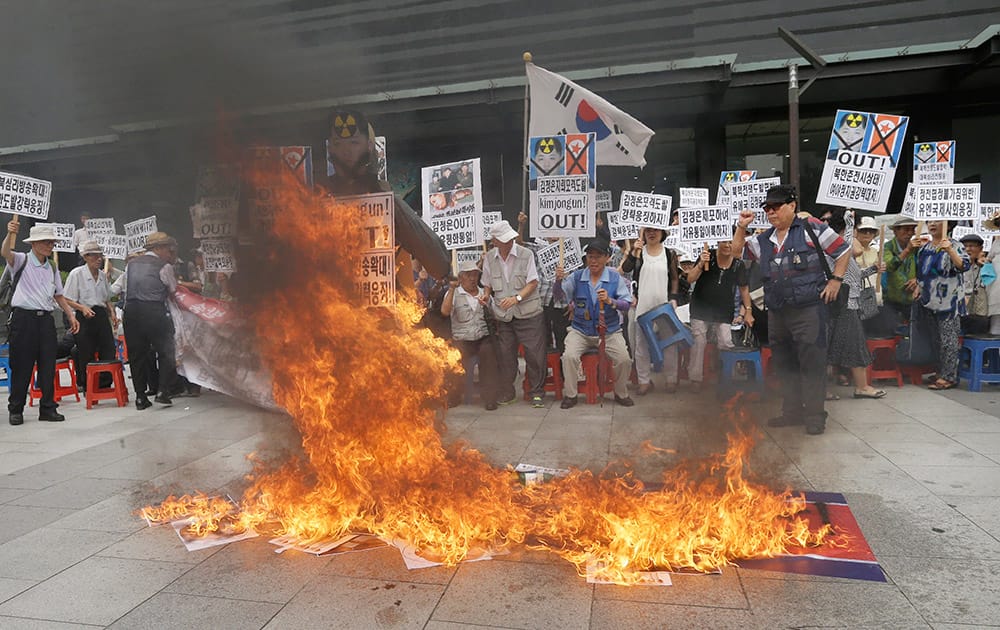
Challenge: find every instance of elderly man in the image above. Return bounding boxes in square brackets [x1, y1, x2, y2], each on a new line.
[883, 215, 919, 322]
[123, 231, 180, 409]
[481, 219, 547, 407]
[732, 185, 850, 435]
[2, 220, 81, 425]
[63, 240, 118, 391]
[554, 238, 635, 409]
[441, 259, 500, 410]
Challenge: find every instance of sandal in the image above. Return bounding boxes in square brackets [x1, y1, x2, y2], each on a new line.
[928, 379, 958, 390]
[836, 375, 850, 387]
[853, 389, 887, 399]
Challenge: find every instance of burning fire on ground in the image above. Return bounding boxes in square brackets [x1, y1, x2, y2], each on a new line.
[141, 172, 839, 584]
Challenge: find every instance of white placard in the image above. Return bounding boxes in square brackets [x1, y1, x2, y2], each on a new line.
[0, 171, 51, 220]
[679, 187, 710, 208]
[535, 238, 583, 281]
[455, 249, 482, 268]
[328, 192, 396, 308]
[911, 184, 981, 221]
[421, 158, 483, 250]
[529, 133, 597, 238]
[730, 177, 780, 229]
[676, 206, 733, 244]
[191, 197, 238, 239]
[124, 216, 158, 253]
[201, 239, 236, 273]
[979, 203, 1000, 235]
[607, 211, 639, 242]
[913, 140, 955, 186]
[596, 190, 613, 214]
[618, 191, 672, 230]
[94, 234, 128, 260]
[717, 171, 756, 207]
[481, 211, 502, 242]
[85, 218, 115, 235]
[50, 223, 75, 253]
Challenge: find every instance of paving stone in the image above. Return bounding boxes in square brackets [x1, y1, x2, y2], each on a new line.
[108, 592, 280, 630]
[880, 556, 1000, 625]
[0, 527, 126, 581]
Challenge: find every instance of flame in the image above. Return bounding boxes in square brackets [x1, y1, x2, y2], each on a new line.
[142, 171, 837, 584]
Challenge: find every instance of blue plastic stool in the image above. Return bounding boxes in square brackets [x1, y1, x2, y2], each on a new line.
[719, 348, 764, 391]
[958, 336, 1000, 392]
[636, 303, 694, 372]
[0, 354, 10, 390]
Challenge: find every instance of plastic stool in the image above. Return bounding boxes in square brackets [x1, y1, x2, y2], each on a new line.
[866, 337, 903, 387]
[580, 349, 613, 404]
[636, 304, 694, 372]
[719, 348, 764, 391]
[524, 351, 563, 401]
[29, 358, 79, 406]
[899, 364, 935, 386]
[86, 360, 129, 408]
[0, 345, 10, 389]
[116, 335, 128, 362]
[958, 336, 1000, 392]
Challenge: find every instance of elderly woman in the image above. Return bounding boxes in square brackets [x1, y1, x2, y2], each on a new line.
[914, 220, 971, 390]
[441, 260, 500, 410]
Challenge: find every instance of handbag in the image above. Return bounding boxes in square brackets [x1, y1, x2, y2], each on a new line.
[802, 220, 849, 318]
[858, 285, 879, 320]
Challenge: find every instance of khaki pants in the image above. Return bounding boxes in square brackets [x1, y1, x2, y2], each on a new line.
[561, 328, 632, 399]
[689, 319, 734, 383]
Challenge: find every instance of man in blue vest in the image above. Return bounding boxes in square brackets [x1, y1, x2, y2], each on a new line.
[732, 185, 850, 435]
[554, 238, 635, 409]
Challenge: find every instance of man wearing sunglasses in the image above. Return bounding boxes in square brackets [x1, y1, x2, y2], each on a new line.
[731, 185, 850, 435]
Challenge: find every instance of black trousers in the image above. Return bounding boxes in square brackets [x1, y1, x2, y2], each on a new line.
[769, 302, 829, 426]
[453, 337, 500, 406]
[123, 302, 177, 399]
[74, 306, 117, 387]
[8, 309, 58, 414]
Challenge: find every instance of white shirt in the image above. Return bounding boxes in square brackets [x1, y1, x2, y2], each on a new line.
[9, 251, 63, 311]
[72, 227, 90, 250]
[63, 265, 112, 307]
[481, 243, 539, 289]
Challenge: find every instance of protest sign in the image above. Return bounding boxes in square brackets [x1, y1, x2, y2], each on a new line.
[529, 134, 597, 238]
[901, 183, 916, 217]
[730, 177, 780, 229]
[244, 147, 314, 235]
[421, 158, 483, 250]
[455, 249, 482, 268]
[951, 226, 993, 253]
[676, 206, 733, 244]
[618, 191, 672, 230]
[913, 140, 955, 186]
[195, 164, 241, 201]
[0, 171, 51, 220]
[607, 211, 639, 241]
[817, 109, 909, 212]
[190, 197, 238, 239]
[50, 223, 75, 253]
[481, 210, 502, 242]
[910, 184, 980, 221]
[327, 192, 395, 307]
[980, 203, 1000, 235]
[679, 187, 710, 208]
[535, 238, 583, 281]
[596, 190, 613, 214]
[94, 234, 128, 260]
[84, 218, 115, 235]
[201, 239, 236, 273]
[717, 170, 756, 207]
[124, 216, 158, 253]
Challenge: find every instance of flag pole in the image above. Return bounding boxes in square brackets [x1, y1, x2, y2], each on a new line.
[521, 51, 532, 232]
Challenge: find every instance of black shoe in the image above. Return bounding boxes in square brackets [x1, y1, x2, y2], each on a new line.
[186, 385, 202, 398]
[9, 413, 23, 426]
[485, 401, 498, 411]
[560, 396, 578, 409]
[38, 411, 65, 422]
[145, 390, 158, 398]
[806, 422, 826, 435]
[153, 394, 172, 406]
[614, 395, 635, 407]
[135, 397, 152, 411]
[767, 415, 804, 427]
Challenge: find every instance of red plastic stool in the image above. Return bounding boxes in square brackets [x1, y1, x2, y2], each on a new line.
[29, 359, 79, 406]
[899, 364, 935, 386]
[580, 350, 614, 404]
[86, 361, 130, 409]
[866, 338, 904, 387]
[760, 346, 772, 376]
[524, 351, 563, 401]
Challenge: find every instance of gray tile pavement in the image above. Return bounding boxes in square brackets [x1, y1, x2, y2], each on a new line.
[0, 380, 998, 628]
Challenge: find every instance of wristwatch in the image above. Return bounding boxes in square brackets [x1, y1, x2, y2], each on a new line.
[831, 275, 844, 282]
[515, 294, 523, 303]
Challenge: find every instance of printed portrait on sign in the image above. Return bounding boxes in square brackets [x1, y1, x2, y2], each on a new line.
[529, 136, 566, 190]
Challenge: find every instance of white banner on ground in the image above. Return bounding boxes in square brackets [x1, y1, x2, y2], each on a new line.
[50, 223, 75, 253]
[618, 191, 671, 230]
[529, 134, 597, 238]
[421, 158, 483, 250]
[596, 190, 613, 214]
[911, 184, 981, 221]
[124, 216, 158, 253]
[979, 203, 1000, 235]
[817, 109, 909, 212]
[0, 171, 51, 220]
[190, 197, 238, 239]
[913, 140, 955, 186]
[677, 206, 733, 245]
[481, 210, 502, 242]
[94, 234, 128, 260]
[730, 177, 780, 229]
[84, 218, 115, 235]
[607, 211, 639, 241]
[717, 171, 756, 207]
[679, 187, 710, 208]
[201, 239, 236, 273]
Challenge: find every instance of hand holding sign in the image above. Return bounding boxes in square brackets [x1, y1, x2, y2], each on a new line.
[555, 264, 566, 281]
[8, 217, 19, 236]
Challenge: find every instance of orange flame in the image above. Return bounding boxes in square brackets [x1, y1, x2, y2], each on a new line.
[142, 171, 836, 584]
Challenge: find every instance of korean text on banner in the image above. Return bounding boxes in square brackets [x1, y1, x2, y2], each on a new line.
[50, 224, 75, 253]
[717, 171, 756, 207]
[535, 238, 583, 281]
[677, 206, 734, 245]
[526, 62, 654, 167]
[201, 239, 237, 273]
[124, 216, 158, 254]
[191, 197, 238, 239]
[94, 234, 128, 260]
[421, 157, 483, 250]
[329, 192, 395, 308]
[607, 211, 639, 242]
[817, 109, 909, 213]
[481, 210, 502, 242]
[618, 191, 672, 230]
[679, 188, 710, 208]
[910, 184, 980, 221]
[596, 190, 613, 214]
[730, 177, 780, 229]
[913, 140, 955, 186]
[0, 171, 52, 220]
[529, 134, 597, 238]
[980, 203, 1000, 235]
[84, 218, 115, 236]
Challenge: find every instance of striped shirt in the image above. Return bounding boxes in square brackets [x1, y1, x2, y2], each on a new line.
[744, 217, 850, 264]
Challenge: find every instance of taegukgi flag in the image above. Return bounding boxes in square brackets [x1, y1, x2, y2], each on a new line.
[526, 62, 654, 168]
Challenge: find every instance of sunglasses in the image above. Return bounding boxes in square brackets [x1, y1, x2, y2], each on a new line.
[763, 204, 784, 212]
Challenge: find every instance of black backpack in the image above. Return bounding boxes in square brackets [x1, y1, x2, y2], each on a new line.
[0, 261, 27, 344]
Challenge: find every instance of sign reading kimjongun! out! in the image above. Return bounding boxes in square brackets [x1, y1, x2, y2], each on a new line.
[913, 140, 955, 186]
[190, 197, 238, 239]
[0, 171, 52, 220]
[618, 191, 672, 230]
[817, 109, 909, 213]
[529, 133, 597, 238]
[333, 192, 395, 308]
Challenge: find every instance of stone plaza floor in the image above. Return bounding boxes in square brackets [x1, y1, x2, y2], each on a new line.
[1, 375, 999, 629]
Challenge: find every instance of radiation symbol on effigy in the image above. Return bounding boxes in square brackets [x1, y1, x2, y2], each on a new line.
[334, 114, 358, 138]
[538, 137, 557, 154]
